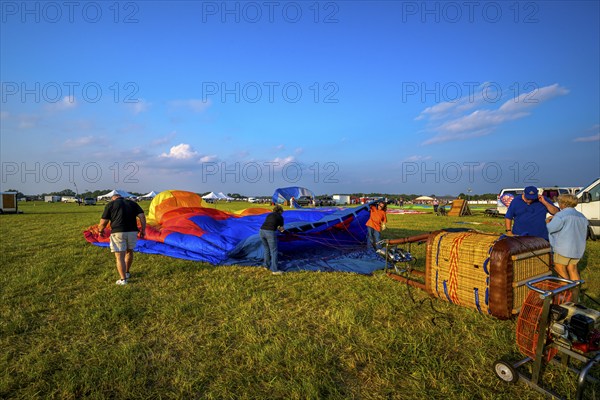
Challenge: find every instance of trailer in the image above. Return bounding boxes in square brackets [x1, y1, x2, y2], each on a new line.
[333, 194, 351, 205]
[45, 195, 61, 203]
[0, 192, 19, 214]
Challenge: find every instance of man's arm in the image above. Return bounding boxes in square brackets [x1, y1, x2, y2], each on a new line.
[137, 213, 147, 238]
[98, 218, 109, 236]
[504, 218, 513, 234]
[539, 195, 560, 215]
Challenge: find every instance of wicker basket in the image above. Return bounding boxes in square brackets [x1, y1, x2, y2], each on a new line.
[425, 231, 552, 319]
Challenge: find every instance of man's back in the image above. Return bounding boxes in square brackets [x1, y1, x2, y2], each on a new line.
[102, 198, 143, 233]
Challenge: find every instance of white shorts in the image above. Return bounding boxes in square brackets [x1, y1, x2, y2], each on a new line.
[109, 232, 138, 252]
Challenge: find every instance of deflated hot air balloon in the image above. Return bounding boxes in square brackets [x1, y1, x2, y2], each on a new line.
[84, 190, 384, 274]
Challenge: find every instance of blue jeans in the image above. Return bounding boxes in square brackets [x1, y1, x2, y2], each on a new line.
[367, 226, 381, 251]
[260, 229, 279, 272]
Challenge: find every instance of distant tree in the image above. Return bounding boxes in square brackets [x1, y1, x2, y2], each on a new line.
[6, 189, 25, 198]
[51, 189, 76, 196]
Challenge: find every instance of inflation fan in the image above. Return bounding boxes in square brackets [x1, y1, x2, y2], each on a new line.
[494, 276, 600, 399]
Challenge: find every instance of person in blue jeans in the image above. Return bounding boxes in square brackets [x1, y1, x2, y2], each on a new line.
[260, 205, 285, 275]
[366, 201, 387, 252]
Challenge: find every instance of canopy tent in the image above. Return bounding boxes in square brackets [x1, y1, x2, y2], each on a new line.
[140, 191, 158, 199]
[272, 186, 315, 207]
[97, 189, 134, 201]
[202, 192, 220, 200]
[217, 192, 234, 201]
[414, 195, 434, 201]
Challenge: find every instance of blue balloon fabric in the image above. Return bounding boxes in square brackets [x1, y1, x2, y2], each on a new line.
[85, 202, 386, 274]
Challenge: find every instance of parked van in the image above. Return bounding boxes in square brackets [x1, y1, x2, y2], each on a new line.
[497, 186, 570, 215]
[576, 177, 600, 240]
[565, 186, 583, 195]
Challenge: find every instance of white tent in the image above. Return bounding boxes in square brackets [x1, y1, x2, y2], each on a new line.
[97, 189, 134, 201]
[140, 191, 157, 199]
[414, 195, 434, 201]
[217, 192, 234, 201]
[202, 192, 220, 200]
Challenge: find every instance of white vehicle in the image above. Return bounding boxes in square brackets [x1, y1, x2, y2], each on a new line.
[497, 187, 570, 215]
[576, 177, 600, 240]
[247, 197, 258, 203]
[565, 186, 583, 195]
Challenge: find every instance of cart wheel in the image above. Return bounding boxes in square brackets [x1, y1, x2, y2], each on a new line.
[494, 360, 519, 384]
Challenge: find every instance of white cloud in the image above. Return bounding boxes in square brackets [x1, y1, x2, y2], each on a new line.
[574, 134, 600, 142]
[63, 135, 98, 148]
[17, 114, 40, 129]
[416, 101, 456, 121]
[417, 84, 569, 145]
[199, 155, 218, 162]
[160, 143, 198, 159]
[151, 131, 177, 146]
[127, 99, 150, 115]
[272, 156, 295, 164]
[269, 156, 296, 169]
[498, 83, 569, 113]
[44, 96, 77, 112]
[415, 84, 494, 121]
[404, 155, 432, 162]
[234, 150, 250, 159]
[169, 99, 211, 113]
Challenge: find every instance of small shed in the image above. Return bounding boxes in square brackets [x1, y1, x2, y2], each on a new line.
[0, 192, 19, 213]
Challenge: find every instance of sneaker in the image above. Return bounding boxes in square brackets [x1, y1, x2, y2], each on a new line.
[376, 249, 386, 257]
[125, 272, 131, 279]
[116, 279, 127, 285]
[272, 271, 283, 275]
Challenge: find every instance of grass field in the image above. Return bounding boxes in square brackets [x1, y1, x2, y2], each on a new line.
[1, 201, 599, 399]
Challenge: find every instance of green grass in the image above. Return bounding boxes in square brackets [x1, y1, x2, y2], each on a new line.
[1, 201, 598, 399]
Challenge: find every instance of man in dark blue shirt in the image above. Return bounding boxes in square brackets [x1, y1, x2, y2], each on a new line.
[504, 186, 559, 241]
[260, 205, 285, 275]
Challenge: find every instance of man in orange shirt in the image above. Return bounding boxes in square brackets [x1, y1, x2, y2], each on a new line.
[366, 201, 387, 252]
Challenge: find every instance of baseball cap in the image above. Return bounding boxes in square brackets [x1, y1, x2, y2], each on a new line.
[523, 186, 538, 200]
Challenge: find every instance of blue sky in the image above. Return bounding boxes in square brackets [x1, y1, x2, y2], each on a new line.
[1, 1, 599, 196]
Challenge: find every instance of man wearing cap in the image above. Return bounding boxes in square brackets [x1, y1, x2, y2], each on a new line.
[504, 186, 559, 241]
